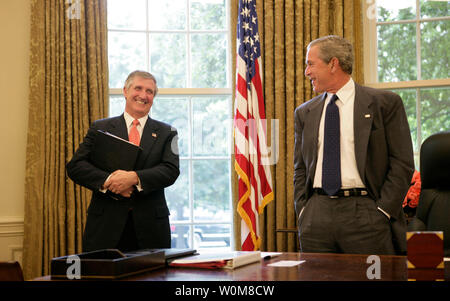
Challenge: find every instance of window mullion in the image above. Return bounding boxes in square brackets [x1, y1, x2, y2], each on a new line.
[416, 88, 422, 153]
[186, 0, 191, 88]
[364, 79, 450, 90]
[146, 0, 150, 72]
[415, 0, 421, 163]
[226, 0, 232, 88]
[416, 0, 421, 81]
[188, 95, 195, 247]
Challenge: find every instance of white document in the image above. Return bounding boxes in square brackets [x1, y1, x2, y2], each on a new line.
[267, 260, 305, 267]
[260, 252, 283, 260]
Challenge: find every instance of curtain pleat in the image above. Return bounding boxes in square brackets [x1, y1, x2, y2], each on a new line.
[231, 0, 364, 252]
[22, 0, 108, 280]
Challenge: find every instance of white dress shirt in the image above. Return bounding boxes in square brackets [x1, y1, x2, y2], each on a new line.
[313, 78, 365, 189]
[123, 111, 148, 138]
[312, 78, 390, 219]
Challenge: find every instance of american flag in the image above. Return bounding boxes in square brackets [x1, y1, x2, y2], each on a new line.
[234, 0, 274, 251]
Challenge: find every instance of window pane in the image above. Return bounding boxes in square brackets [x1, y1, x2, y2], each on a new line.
[107, 0, 146, 30]
[109, 95, 125, 117]
[420, 0, 450, 18]
[193, 159, 230, 222]
[420, 87, 450, 145]
[194, 224, 231, 251]
[148, 0, 186, 30]
[193, 96, 230, 156]
[421, 20, 450, 80]
[190, 33, 228, 88]
[108, 32, 146, 88]
[190, 0, 226, 30]
[377, 23, 417, 82]
[167, 160, 190, 222]
[150, 33, 187, 88]
[151, 97, 190, 157]
[377, 0, 416, 22]
[392, 89, 418, 151]
[171, 224, 190, 248]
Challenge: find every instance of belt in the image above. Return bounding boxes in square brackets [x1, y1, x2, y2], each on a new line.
[314, 188, 368, 198]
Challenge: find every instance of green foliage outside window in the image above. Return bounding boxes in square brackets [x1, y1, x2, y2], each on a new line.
[377, 1, 449, 158]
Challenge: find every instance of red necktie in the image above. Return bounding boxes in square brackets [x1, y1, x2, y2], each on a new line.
[129, 119, 140, 146]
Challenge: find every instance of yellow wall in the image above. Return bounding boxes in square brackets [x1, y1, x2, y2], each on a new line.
[0, 0, 31, 263]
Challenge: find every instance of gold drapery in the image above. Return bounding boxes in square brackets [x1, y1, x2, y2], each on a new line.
[22, 0, 108, 279]
[231, 0, 364, 252]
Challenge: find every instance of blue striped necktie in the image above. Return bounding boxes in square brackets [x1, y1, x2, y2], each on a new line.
[322, 94, 341, 196]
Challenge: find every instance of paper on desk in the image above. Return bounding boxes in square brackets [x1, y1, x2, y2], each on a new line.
[261, 252, 282, 259]
[267, 260, 305, 267]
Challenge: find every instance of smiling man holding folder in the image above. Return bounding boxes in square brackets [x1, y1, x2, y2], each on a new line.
[67, 70, 180, 252]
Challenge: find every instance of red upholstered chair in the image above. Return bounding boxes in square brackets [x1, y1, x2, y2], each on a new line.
[0, 261, 24, 281]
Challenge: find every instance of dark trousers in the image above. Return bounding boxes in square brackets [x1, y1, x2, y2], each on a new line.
[297, 192, 395, 255]
[116, 210, 139, 252]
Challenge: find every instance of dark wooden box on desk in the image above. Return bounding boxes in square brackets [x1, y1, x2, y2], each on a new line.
[407, 231, 444, 281]
[51, 249, 165, 280]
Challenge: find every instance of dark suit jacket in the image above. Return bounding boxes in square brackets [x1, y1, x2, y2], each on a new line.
[294, 83, 414, 254]
[66, 114, 180, 252]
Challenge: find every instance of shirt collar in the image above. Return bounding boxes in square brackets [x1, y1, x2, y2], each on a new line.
[334, 78, 354, 105]
[123, 111, 148, 128]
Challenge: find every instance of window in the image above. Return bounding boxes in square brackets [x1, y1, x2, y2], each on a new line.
[363, 0, 449, 166]
[107, 0, 233, 252]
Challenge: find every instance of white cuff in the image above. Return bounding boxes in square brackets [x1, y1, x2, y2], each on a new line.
[135, 177, 143, 192]
[100, 174, 113, 193]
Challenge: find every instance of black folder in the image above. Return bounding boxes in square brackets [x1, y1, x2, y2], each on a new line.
[128, 248, 198, 263]
[90, 130, 142, 172]
[50, 249, 165, 279]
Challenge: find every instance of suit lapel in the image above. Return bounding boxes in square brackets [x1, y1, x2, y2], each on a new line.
[353, 84, 374, 182]
[107, 115, 128, 139]
[135, 117, 159, 168]
[305, 93, 327, 180]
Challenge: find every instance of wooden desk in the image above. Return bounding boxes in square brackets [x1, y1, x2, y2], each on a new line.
[35, 252, 449, 281]
[133, 252, 409, 281]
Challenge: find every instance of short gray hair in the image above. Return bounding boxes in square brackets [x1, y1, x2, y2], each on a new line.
[124, 70, 159, 95]
[307, 35, 353, 74]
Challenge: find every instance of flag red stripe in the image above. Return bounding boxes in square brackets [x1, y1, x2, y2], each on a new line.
[236, 74, 248, 101]
[242, 233, 255, 251]
[252, 59, 266, 120]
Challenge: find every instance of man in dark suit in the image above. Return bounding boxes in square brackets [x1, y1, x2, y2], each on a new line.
[67, 70, 180, 252]
[294, 36, 414, 255]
